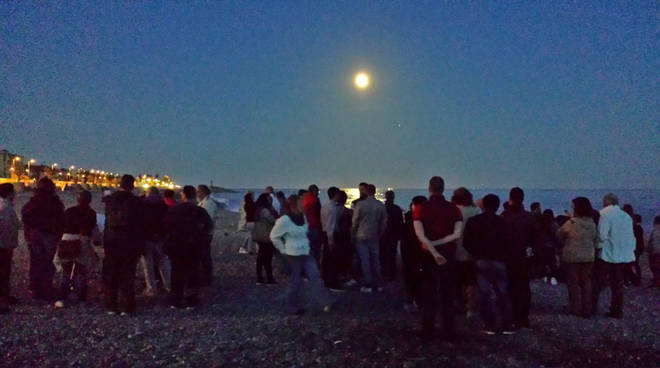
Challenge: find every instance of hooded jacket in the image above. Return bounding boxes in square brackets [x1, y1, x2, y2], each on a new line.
[556, 216, 598, 263]
[21, 190, 65, 242]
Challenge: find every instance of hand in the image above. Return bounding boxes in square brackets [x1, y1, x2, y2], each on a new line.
[432, 252, 447, 266]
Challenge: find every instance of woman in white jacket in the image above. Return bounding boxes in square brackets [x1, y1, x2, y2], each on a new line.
[270, 195, 333, 315]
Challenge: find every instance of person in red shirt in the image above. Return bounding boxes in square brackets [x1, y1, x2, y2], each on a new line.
[413, 176, 463, 342]
[303, 184, 323, 267]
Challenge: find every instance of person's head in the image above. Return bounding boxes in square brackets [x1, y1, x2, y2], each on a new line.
[255, 193, 272, 208]
[148, 186, 160, 196]
[633, 214, 641, 225]
[264, 186, 274, 195]
[385, 190, 395, 203]
[308, 185, 319, 196]
[654, 215, 660, 227]
[482, 194, 500, 213]
[410, 195, 427, 211]
[298, 189, 308, 197]
[36, 177, 56, 196]
[358, 182, 368, 197]
[509, 187, 524, 205]
[182, 185, 196, 201]
[275, 191, 286, 200]
[120, 175, 135, 191]
[475, 197, 484, 211]
[77, 190, 92, 207]
[428, 176, 445, 195]
[530, 202, 541, 215]
[451, 187, 474, 207]
[287, 194, 301, 214]
[0, 183, 15, 201]
[602, 193, 618, 207]
[366, 184, 376, 196]
[622, 204, 634, 218]
[197, 185, 211, 200]
[572, 197, 593, 218]
[327, 186, 340, 200]
[336, 191, 348, 206]
[542, 209, 555, 226]
[163, 189, 175, 199]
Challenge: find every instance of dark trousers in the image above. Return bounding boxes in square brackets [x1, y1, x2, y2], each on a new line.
[0, 249, 13, 306]
[58, 262, 88, 302]
[169, 254, 200, 306]
[506, 258, 531, 327]
[102, 251, 138, 313]
[475, 259, 513, 331]
[308, 228, 323, 268]
[323, 240, 345, 289]
[27, 232, 58, 300]
[592, 259, 625, 316]
[624, 256, 642, 286]
[198, 234, 213, 286]
[650, 254, 660, 287]
[535, 246, 559, 279]
[401, 242, 422, 305]
[563, 262, 593, 316]
[420, 249, 456, 338]
[256, 242, 275, 281]
[380, 236, 398, 281]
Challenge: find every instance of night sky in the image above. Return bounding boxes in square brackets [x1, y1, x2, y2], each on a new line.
[1, 1, 658, 189]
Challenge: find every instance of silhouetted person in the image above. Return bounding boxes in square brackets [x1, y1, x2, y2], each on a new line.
[303, 184, 323, 267]
[164, 185, 213, 308]
[414, 176, 463, 342]
[102, 175, 145, 315]
[163, 189, 177, 207]
[22, 178, 65, 301]
[0, 183, 19, 313]
[500, 187, 536, 328]
[463, 194, 515, 334]
[451, 187, 481, 319]
[140, 187, 170, 296]
[352, 184, 388, 293]
[197, 184, 217, 286]
[401, 196, 426, 311]
[321, 186, 343, 290]
[535, 209, 559, 285]
[253, 193, 278, 284]
[648, 216, 660, 288]
[380, 190, 404, 282]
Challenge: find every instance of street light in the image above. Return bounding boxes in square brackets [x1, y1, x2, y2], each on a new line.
[27, 159, 36, 181]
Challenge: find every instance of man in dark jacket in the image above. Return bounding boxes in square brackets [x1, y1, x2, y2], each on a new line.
[140, 187, 170, 296]
[464, 194, 515, 334]
[164, 185, 213, 309]
[500, 187, 536, 328]
[22, 178, 65, 301]
[102, 175, 145, 315]
[381, 190, 404, 281]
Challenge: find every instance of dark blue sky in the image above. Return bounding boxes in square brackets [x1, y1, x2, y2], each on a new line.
[1, 1, 658, 189]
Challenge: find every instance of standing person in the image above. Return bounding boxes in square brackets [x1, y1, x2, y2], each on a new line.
[463, 194, 515, 335]
[238, 192, 256, 254]
[535, 210, 560, 285]
[647, 216, 660, 288]
[140, 187, 170, 297]
[275, 192, 288, 216]
[270, 195, 334, 315]
[265, 186, 281, 215]
[53, 190, 97, 308]
[351, 182, 369, 209]
[630, 214, 645, 286]
[252, 193, 278, 285]
[102, 175, 145, 315]
[500, 187, 536, 329]
[197, 185, 217, 287]
[413, 176, 463, 342]
[22, 178, 65, 301]
[334, 191, 354, 286]
[556, 197, 598, 318]
[352, 184, 388, 293]
[401, 196, 426, 312]
[164, 186, 213, 308]
[0, 184, 19, 314]
[380, 190, 404, 282]
[163, 189, 177, 207]
[321, 186, 343, 291]
[303, 184, 323, 267]
[451, 187, 481, 320]
[592, 193, 636, 319]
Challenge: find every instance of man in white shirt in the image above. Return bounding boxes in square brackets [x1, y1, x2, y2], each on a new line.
[197, 185, 218, 286]
[592, 193, 635, 319]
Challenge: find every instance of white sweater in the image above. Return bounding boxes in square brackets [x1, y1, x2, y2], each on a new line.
[269, 215, 310, 256]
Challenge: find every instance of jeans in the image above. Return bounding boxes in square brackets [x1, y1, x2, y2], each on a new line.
[256, 242, 275, 282]
[283, 254, 332, 313]
[356, 239, 383, 288]
[0, 249, 13, 306]
[198, 234, 213, 286]
[506, 258, 531, 327]
[475, 259, 513, 330]
[140, 240, 171, 293]
[564, 262, 593, 316]
[379, 235, 398, 281]
[308, 228, 323, 268]
[27, 231, 58, 299]
[58, 262, 88, 302]
[102, 249, 138, 313]
[592, 259, 625, 315]
[420, 248, 457, 338]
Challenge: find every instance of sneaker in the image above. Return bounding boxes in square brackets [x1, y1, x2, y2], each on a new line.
[376, 287, 384, 292]
[344, 279, 358, 287]
[119, 312, 128, 317]
[360, 287, 373, 293]
[238, 248, 248, 254]
[106, 310, 117, 316]
[323, 304, 332, 313]
[481, 329, 497, 336]
[54, 300, 65, 308]
[502, 329, 517, 335]
[550, 277, 558, 286]
[328, 287, 345, 293]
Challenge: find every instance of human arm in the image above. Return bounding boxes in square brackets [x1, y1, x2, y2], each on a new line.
[269, 218, 287, 253]
[413, 220, 446, 265]
[427, 221, 463, 247]
[597, 214, 610, 250]
[556, 220, 570, 241]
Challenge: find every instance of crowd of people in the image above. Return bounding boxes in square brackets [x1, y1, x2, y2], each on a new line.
[1, 174, 659, 343]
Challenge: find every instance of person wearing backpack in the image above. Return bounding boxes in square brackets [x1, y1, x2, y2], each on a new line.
[102, 175, 145, 315]
[53, 190, 98, 308]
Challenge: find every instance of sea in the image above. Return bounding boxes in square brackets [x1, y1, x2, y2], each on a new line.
[213, 188, 659, 234]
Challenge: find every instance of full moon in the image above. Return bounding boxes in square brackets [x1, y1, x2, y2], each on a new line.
[354, 72, 370, 89]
